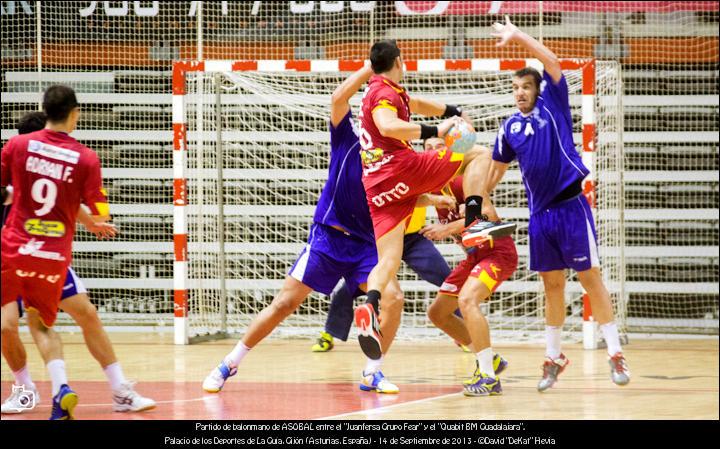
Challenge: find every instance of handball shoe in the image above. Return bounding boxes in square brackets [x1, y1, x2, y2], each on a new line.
[463, 374, 502, 397]
[609, 352, 631, 386]
[354, 303, 382, 360]
[112, 381, 156, 412]
[49, 384, 78, 420]
[359, 371, 399, 394]
[462, 217, 516, 248]
[311, 331, 334, 352]
[203, 360, 237, 393]
[537, 353, 569, 392]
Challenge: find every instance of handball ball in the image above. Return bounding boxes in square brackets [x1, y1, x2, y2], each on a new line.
[444, 120, 476, 154]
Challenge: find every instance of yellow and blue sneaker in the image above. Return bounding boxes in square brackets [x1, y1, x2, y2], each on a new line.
[49, 384, 78, 420]
[463, 373, 502, 397]
[202, 360, 237, 393]
[311, 331, 334, 352]
[359, 371, 399, 394]
[463, 353, 508, 385]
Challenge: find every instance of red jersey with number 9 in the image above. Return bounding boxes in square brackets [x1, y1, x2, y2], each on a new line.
[1, 129, 108, 265]
[359, 75, 414, 187]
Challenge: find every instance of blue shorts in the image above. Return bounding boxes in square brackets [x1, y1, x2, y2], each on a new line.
[16, 267, 86, 317]
[289, 224, 377, 296]
[402, 233, 451, 287]
[529, 195, 600, 272]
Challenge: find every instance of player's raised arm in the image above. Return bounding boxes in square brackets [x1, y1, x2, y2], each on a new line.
[492, 16, 562, 83]
[330, 65, 374, 128]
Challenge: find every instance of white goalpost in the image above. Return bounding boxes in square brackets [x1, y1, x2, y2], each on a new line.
[171, 58, 626, 347]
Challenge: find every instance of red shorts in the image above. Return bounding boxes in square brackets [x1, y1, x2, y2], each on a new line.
[363, 149, 463, 239]
[439, 236, 518, 296]
[1, 255, 68, 327]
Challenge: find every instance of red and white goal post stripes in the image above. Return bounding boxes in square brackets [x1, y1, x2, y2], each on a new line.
[171, 58, 600, 347]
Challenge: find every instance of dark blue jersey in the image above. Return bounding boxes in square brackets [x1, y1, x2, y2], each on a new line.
[493, 71, 589, 215]
[312, 111, 375, 243]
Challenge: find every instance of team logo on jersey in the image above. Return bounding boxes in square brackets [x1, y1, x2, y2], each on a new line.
[489, 263, 501, 278]
[361, 148, 384, 165]
[24, 219, 66, 237]
[510, 122, 522, 134]
[524, 122, 534, 136]
[371, 182, 410, 207]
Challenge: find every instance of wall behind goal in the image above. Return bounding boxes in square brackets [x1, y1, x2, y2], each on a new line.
[1, 1, 717, 334]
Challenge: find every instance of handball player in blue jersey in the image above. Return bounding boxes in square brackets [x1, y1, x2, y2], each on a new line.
[202, 67, 455, 394]
[485, 17, 630, 391]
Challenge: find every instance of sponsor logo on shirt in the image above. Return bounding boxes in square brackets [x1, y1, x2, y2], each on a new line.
[361, 148, 384, 165]
[363, 154, 395, 176]
[371, 182, 410, 207]
[24, 219, 66, 237]
[510, 122, 522, 134]
[18, 238, 66, 261]
[28, 140, 80, 164]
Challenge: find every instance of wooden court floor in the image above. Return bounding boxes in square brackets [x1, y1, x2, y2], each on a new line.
[2, 332, 718, 420]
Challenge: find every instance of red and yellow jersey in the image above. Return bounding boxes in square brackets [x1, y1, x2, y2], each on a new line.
[359, 75, 414, 187]
[1, 129, 108, 265]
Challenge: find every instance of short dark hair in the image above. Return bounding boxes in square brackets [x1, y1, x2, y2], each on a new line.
[16, 111, 47, 135]
[42, 85, 79, 122]
[513, 67, 542, 90]
[370, 40, 401, 74]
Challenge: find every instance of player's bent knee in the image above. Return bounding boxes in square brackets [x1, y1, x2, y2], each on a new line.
[426, 301, 443, 324]
[269, 295, 302, 317]
[1, 319, 20, 336]
[65, 297, 100, 324]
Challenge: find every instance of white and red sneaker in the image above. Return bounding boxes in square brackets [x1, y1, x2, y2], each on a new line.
[354, 303, 382, 360]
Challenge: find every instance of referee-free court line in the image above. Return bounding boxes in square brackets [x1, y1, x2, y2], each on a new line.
[316, 391, 463, 420]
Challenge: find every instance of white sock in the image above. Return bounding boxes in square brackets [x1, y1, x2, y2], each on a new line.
[600, 322, 622, 356]
[545, 326, 562, 359]
[476, 348, 495, 377]
[103, 362, 128, 391]
[46, 359, 68, 396]
[225, 341, 250, 366]
[363, 356, 384, 376]
[13, 366, 36, 390]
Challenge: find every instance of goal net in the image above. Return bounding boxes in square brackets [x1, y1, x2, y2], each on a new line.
[2, 2, 715, 340]
[174, 59, 625, 344]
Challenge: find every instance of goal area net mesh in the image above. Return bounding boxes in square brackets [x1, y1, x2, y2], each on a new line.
[177, 61, 625, 343]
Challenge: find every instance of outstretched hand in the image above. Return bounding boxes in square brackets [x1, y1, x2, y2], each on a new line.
[491, 15, 519, 47]
[84, 221, 118, 240]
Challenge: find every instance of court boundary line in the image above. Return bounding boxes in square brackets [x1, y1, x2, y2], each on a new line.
[315, 391, 463, 420]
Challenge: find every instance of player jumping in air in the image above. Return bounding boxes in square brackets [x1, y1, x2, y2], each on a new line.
[485, 17, 630, 390]
[0, 111, 155, 416]
[202, 66, 454, 394]
[311, 205, 473, 354]
[421, 137, 518, 396]
[354, 40, 516, 368]
[1, 86, 110, 419]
